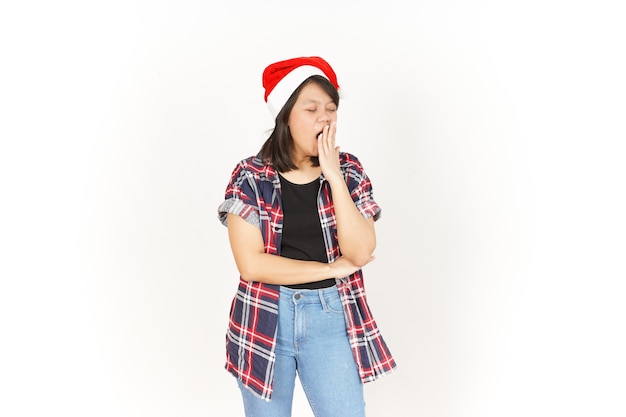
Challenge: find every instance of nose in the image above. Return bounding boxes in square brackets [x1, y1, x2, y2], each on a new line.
[318, 109, 333, 123]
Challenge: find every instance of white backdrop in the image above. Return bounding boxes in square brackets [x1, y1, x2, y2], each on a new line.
[1, 1, 625, 416]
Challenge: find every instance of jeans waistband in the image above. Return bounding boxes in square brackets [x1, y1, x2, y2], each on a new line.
[279, 285, 339, 304]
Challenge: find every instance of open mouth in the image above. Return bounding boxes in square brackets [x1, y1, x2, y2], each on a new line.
[316, 130, 324, 140]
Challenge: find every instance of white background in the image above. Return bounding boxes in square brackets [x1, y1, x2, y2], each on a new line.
[1, 1, 625, 416]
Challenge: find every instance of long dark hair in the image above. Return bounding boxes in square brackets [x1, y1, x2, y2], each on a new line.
[258, 75, 340, 172]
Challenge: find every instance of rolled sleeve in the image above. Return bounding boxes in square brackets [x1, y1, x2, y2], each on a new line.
[342, 154, 382, 221]
[355, 198, 381, 221]
[218, 161, 262, 228]
[218, 198, 260, 227]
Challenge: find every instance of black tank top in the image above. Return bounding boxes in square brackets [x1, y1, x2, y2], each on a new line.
[278, 173, 336, 289]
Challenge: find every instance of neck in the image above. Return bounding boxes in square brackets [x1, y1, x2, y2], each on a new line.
[280, 163, 321, 185]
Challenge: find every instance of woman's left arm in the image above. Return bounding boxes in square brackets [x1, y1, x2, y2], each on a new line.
[318, 122, 377, 267]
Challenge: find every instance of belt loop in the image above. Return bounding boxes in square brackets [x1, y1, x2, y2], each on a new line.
[318, 289, 328, 310]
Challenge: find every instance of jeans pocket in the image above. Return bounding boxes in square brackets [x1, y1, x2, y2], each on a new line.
[323, 293, 345, 315]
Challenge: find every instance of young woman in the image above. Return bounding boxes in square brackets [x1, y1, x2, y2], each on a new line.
[218, 56, 396, 417]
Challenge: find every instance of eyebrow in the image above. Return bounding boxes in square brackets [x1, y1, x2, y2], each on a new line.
[300, 98, 336, 106]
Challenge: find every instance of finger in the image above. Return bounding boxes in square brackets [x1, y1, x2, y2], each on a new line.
[329, 121, 337, 141]
[317, 134, 326, 157]
[319, 125, 329, 151]
[329, 122, 338, 150]
[325, 124, 333, 149]
[318, 134, 330, 160]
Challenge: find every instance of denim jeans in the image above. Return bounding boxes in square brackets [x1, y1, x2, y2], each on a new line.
[238, 285, 366, 417]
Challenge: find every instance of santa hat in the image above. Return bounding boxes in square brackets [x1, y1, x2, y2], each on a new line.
[262, 56, 340, 119]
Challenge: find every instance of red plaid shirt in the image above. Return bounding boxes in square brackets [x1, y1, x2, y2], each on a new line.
[218, 152, 396, 401]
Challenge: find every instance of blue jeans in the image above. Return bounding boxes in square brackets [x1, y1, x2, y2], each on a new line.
[238, 285, 366, 417]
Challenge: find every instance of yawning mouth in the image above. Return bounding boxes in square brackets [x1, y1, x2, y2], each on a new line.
[316, 130, 324, 140]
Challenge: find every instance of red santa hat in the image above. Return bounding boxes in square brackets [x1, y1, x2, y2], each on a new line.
[262, 56, 340, 119]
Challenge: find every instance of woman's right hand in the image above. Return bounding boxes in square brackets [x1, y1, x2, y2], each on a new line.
[329, 255, 375, 279]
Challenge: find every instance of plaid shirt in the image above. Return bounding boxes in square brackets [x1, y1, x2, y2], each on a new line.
[218, 152, 396, 401]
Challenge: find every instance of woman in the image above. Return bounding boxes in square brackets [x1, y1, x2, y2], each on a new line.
[218, 56, 396, 417]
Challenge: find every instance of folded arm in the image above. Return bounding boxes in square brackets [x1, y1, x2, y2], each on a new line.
[226, 213, 370, 284]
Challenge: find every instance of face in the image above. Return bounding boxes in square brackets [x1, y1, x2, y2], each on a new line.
[287, 81, 338, 164]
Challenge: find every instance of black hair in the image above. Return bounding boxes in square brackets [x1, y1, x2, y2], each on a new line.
[258, 75, 340, 172]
